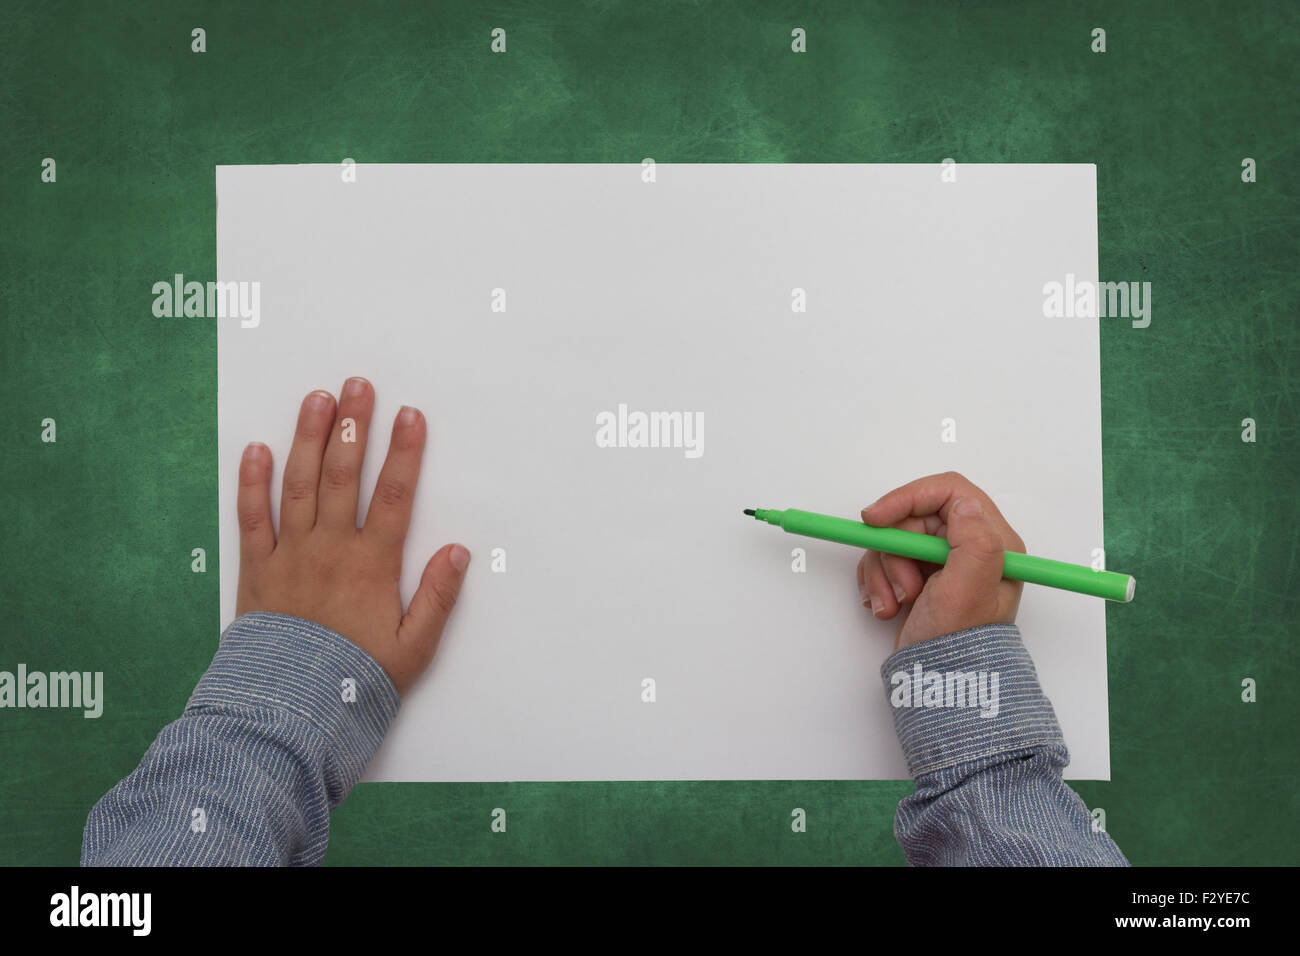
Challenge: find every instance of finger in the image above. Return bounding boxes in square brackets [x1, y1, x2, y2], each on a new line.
[236, 442, 275, 562]
[932, 496, 1005, 612]
[316, 377, 375, 531]
[279, 390, 337, 538]
[865, 472, 1024, 548]
[864, 550, 901, 619]
[363, 406, 426, 555]
[856, 551, 870, 607]
[861, 471, 985, 528]
[879, 516, 927, 605]
[397, 544, 471, 676]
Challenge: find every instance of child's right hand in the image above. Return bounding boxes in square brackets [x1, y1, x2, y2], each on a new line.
[857, 472, 1026, 651]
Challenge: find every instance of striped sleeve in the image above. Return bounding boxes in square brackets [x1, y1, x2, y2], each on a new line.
[81, 612, 399, 866]
[880, 623, 1129, 866]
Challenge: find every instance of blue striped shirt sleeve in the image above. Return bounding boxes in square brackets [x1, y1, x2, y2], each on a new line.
[84, 613, 1127, 866]
[81, 612, 399, 866]
[880, 623, 1129, 866]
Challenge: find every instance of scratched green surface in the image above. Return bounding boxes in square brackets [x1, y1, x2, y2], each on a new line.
[1, 0, 1296, 866]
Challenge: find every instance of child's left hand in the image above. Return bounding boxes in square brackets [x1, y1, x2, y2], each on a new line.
[234, 376, 470, 695]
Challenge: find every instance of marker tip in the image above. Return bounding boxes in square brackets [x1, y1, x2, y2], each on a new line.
[743, 509, 756, 516]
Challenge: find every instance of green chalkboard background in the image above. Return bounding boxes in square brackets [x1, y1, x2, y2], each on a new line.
[2, 0, 1297, 866]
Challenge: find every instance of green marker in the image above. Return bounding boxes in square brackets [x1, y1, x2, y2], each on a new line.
[743, 508, 1136, 603]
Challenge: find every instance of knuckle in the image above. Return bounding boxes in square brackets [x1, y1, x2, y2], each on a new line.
[237, 509, 266, 535]
[283, 478, 315, 502]
[428, 579, 460, 616]
[375, 477, 410, 509]
[391, 425, 423, 452]
[322, 464, 352, 492]
[299, 422, 330, 443]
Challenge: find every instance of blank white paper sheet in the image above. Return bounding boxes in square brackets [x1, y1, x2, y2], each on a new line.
[216, 163, 1109, 781]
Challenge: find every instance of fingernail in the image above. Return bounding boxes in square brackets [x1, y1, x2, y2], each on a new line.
[243, 442, 268, 461]
[398, 405, 419, 425]
[892, 583, 906, 603]
[449, 544, 471, 573]
[344, 377, 368, 397]
[307, 390, 332, 411]
[871, 596, 884, 616]
[953, 497, 982, 516]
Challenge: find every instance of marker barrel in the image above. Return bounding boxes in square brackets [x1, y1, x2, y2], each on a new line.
[755, 508, 1135, 602]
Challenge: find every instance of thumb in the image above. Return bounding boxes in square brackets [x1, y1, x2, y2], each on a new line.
[936, 497, 1005, 613]
[398, 543, 470, 670]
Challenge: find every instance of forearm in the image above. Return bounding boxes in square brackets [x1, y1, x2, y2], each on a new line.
[82, 612, 398, 866]
[882, 623, 1128, 866]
